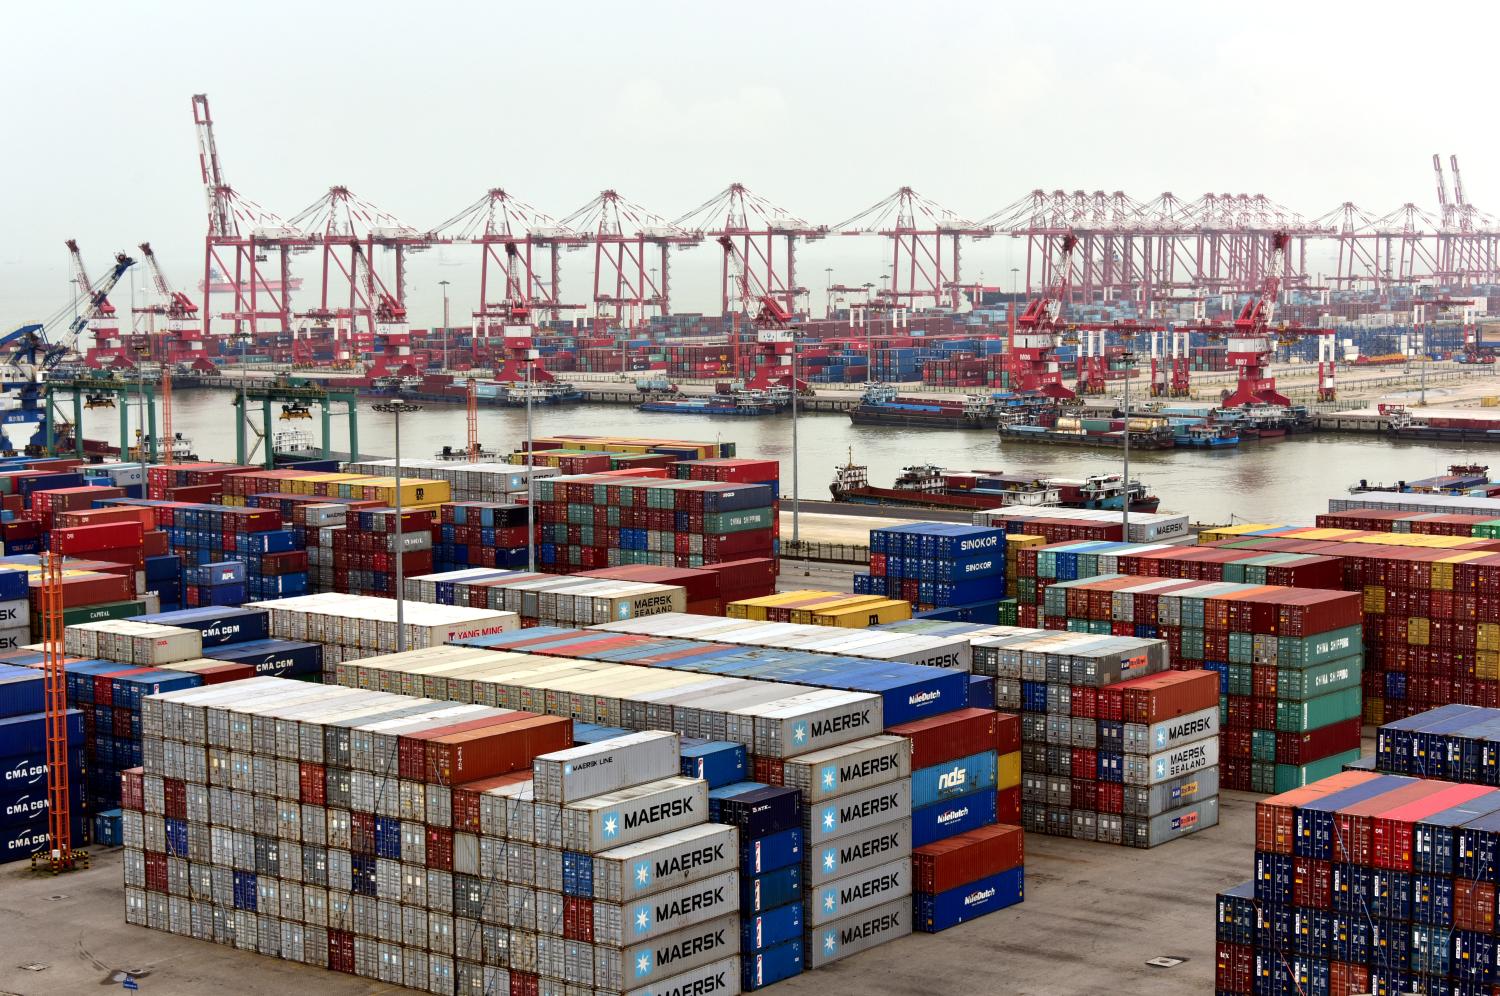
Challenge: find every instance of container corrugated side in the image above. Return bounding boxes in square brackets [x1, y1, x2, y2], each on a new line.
[779, 736, 911, 803]
[803, 896, 911, 968]
[563, 777, 711, 854]
[533, 730, 681, 804]
[806, 856, 912, 927]
[590, 870, 740, 946]
[806, 818, 913, 886]
[594, 913, 739, 994]
[803, 780, 912, 844]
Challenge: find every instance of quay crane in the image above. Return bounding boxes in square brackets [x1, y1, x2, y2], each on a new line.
[1, 246, 135, 452]
[1008, 234, 1078, 399]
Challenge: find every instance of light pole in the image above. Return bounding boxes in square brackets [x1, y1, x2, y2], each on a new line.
[790, 327, 806, 573]
[524, 348, 537, 571]
[824, 268, 834, 320]
[1121, 350, 1135, 539]
[439, 280, 451, 372]
[1010, 267, 1020, 300]
[373, 399, 423, 652]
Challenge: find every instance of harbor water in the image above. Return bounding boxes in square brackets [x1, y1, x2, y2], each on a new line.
[85, 391, 1500, 525]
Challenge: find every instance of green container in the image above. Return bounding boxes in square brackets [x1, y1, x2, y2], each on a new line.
[997, 599, 1019, 627]
[1179, 627, 1205, 661]
[1277, 657, 1362, 701]
[1228, 632, 1255, 664]
[1227, 664, 1253, 698]
[1273, 749, 1363, 792]
[1251, 728, 1279, 762]
[1016, 579, 1036, 606]
[1475, 520, 1500, 539]
[1250, 762, 1278, 794]
[1276, 687, 1362, 733]
[1273, 626, 1363, 668]
[704, 507, 773, 535]
[57, 599, 147, 627]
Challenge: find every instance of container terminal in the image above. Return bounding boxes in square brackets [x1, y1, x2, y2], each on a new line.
[8, 58, 1500, 996]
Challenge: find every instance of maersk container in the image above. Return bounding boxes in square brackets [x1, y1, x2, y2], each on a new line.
[680, 740, 746, 788]
[734, 690, 885, 759]
[589, 824, 741, 903]
[911, 749, 1000, 809]
[1123, 738, 1219, 786]
[1123, 706, 1219, 756]
[740, 941, 801, 991]
[1125, 796, 1220, 848]
[739, 901, 802, 952]
[627, 956, 744, 996]
[804, 780, 911, 844]
[1123, 766, 1220, 818]
[780, 736, 911, 804]
[807, 819, 912, 887]
[741, 826, 802, 875]
[533, 730, 681, 804]
[803, 895, 912, 968]
[913, 864, 1024, 932]
[590, 870, 740, 946]
[807, 856, 912, 927]
[911, 790, 997, 847]
[594, 913, 739, 994]
[741, 865, 801, 914]
[564, 777, 710, 854]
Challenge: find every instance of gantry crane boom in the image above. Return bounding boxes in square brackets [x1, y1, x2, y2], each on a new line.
[1007, 233, 1078, 399]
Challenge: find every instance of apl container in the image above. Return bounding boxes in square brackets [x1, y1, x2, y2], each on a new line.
[533, 730, 681, 804]
[806, 856, 912, 927]
[589, 824, 741, 903]
[803, 896, 912, 968]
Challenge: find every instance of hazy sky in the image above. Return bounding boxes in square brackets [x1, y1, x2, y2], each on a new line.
[2, 1, 1493, 328]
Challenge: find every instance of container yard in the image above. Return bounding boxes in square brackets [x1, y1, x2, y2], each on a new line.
[11, 8, 1500, 995]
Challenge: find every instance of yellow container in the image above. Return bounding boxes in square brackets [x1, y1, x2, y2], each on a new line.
[1006, 534, 1048, 549]
[1431, 563, 1454, 591]
[810, 599, 913, 628]
[1480, 623, 1500, 653]
[1407, 617, 1430, 646]
[1363, 586, 1386, 614]
[789, 595, 890, 625]
[342, 477, 452, 506]
[1477, 651, 1500, 682]
[997, 750, 1021, 791]
[1483, 396, 1498, 407]
[726, 590, 841, 621]
[1198, 524, 1287, 543]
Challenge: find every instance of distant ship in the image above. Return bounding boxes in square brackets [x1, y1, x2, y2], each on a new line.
[199, 266, 303, 295]
[639, 387, 790, 417]
[830, 458, 1160, 513]
[846, 383, 1049, 430]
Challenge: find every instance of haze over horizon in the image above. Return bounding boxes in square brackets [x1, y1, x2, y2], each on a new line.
[1, 1, 1490, 327]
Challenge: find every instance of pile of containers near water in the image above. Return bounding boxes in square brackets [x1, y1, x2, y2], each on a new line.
[855, 523, 1008, 622]
[971, 506, 1191, 545]
[0, 663, 84, 863]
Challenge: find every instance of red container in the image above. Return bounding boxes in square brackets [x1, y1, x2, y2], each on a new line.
[426, 826, 454, 870]
[1334, 781, 1452, 865]
[144, 851, 168, 892]
[1275, 717, 1362, 766]
[996, 786, 1020, 824]
[1292, 856, 1332, 908]
[163, 777, 186, 821]
[398, 713, 537, 781]
[120, 767, 144, 811]
[424, 714, 572, 784]
[1254, 771, 1380, 855]
[1215, 941, 1253, 992]
[1109, 670, 1219, 725]
[350, 811, 376, 855]
[564, 897, 594, 942]
[1454, 878, 1496, 932]
[1328, 961, 1368, 996]
[328, 930, 355, 974]
[1370, 783, 1494, 871]
[51, 521, 145, 555]
[912, 824, 1024, 894]
[193, 662, 257, 685]
[887, 708, 1000, 769]
[450, 772, 530, 832]
[751, 755, 784, 786]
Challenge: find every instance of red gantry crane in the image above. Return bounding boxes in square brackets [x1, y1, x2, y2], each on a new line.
[1008, 234, 1079, 399]
[134, 243, 206, 365]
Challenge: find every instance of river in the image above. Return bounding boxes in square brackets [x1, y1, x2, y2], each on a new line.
[78, 391, 1497, 525]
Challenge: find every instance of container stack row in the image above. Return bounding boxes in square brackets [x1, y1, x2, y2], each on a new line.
[0, 663, 84, 862]
[970, 506, 1192, 545]
[434, 502, 531, 572]
[401, 569, 689, 628]
[728, 590, 913, 628]
[855, 523, 1008, 621]
[1038, 575, 1364, 793]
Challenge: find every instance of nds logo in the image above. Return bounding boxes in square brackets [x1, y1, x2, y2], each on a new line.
[820, 765, 838, 793]
[937, 766, 966, 793]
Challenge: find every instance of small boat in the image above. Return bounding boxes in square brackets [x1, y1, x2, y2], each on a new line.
[1172, 420, 1240, 448]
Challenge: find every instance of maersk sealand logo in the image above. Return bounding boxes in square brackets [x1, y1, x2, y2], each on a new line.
[821, 887, 838, 915]
[636, 950, 653, 977]
[822, 929, 838, 955]
[602, 811, 621, 839]
[820, 805, 837, 833]
[821, 847, 838, 874]
[821, 765, 838, 792]
[633, 904, 652, 933]
[634, 861, 652, 889]
[1154, 758, 1167, 780]
[565, 763, 574, 775]
[793, 722, 808, 746]
[1154, 727, 1167, 749]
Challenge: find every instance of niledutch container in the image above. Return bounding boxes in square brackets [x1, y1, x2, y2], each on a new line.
[914, 865, 1024, 932]
[911, 792, 998, 847]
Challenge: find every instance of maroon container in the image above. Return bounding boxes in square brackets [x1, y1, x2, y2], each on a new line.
[426, 827, 454, 871]
[328, 930, 355, 974]
[996, 786, 1020, 824]
[1108, 670, 1218, 725]
[300, 762, 326, 805]
[350, 811, 376, 855]
[1216, 941, 1253, 992]
[163, 777, 186, 821]
[887, 708, 1000, 769]
[1275, 717, 1362, 766]
[564, 897, 594, 941]
[51, 521, 144, 555]
[120, 767, 144, 811]
[424, 714, 572, 785]
[450, 772, 530, 833]
[912, 824, 1024, 894]
[398, 713, 536, 781]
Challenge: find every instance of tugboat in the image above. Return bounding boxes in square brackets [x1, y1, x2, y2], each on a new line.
[1171, 420, 1240, 448]
[847, 383, 1010, 429]
[829, 455, 1160, 512]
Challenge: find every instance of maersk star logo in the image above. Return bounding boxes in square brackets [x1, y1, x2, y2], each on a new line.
[636, 952, 653, 977]
[821, 766, 837, 791]
[565, 764, 573, 775]
[822, 889, 837, 913]
[1155, 729, 1166, 748]
[602, 812, 620, 838]
[634, 907, 651, 933]
[634, 862, 651, 887]
[821, 848, 837, 873]
[822, 930, 837, 954]
[821, 807, 837, 832]
[1154, 758, 1167, 780]
[793, 723, 808, 745]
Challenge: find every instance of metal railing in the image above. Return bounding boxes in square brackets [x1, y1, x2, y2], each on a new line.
[780, 540, 870, 564]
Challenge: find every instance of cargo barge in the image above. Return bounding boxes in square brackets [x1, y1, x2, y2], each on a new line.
[846, 384, 1049, 430]
[359, 375, 583, 406]
[1348, 463, 1494, 495]
[829, 459, 1160, 512]
[999, 418, 1177, 450]
[1380, 404, 1500, 442]
[638, 387, 790, 416]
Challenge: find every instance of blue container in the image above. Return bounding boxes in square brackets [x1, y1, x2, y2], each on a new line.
[572, 723, 635, 745]
[0, 568, 26, 602]
[0, 814, 84, 864]
[911, 791, 997, 847]
[233, 870, 258, 911]
[0, 664, 43, 719]
[741, 826, 802, 875]
[918, 600, 1001, 624]
[741, 939, 803, 991]
[740, 864, 801, 914]
[914, 865, 1024, 932]
[562, 850, 594, 898]
[131, 606, 270, 647]
[815, 662, 966, 727]
[1414, 793, 1500, 876]
[1255, 851, 1294, 905]
[911, 750, 999, 808]
[681, 740, 747, 788]
[112, 671, 203, 712]
[711, 783, 801, 839]
[374, 817, 401, 859]
[205, 639, 322, 678]
[739, 901, 803, 952]
[92, 808, 123, 848]
[193, 561, 246, 586]
[0, 710, 83, 758]
[1295, 774, 1413, 860]
[144, 555, 183, 582]
[165, 817, 188, 857]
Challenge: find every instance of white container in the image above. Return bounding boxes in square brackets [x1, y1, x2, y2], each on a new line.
[589, 824, 740, 903]
[1123, 737, 1220, 786]
[590, 869, 739, 946]
[562, 777, 709, 854]
[806, 857, 912, 927]
[804, 780, 912, 844]
[593, 914, 739, 995]
[804, 896, 911, 968]
[1123, 706, 1219, 755]
[780, 736, 911, 804]
[532, 731, 681, 804]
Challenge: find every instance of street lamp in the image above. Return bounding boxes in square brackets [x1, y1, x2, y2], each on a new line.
[1010, 267, 1020, 299]
[524, 347, 538, 571]
[439, 280, 451, 371]
[1120, 351, 1136, 539]
[372, 399, 424, 652]
[824, 268, 834, 320]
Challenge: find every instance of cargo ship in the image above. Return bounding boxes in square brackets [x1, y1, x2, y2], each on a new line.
[1349, 463, 1495, 495]
[1380, 404, 1500, 442]
[845, 383, 1047, 430]
[829, 458, 1160, 512]
[998, 410, 1177, 450]
[360, 375, 583, 406]
[638, 386, 790, 416]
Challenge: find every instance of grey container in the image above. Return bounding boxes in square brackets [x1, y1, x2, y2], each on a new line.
[806, 857, 912, 927]
[1123, 767, 1220, 818]
[1122, 738, 1219, 786]
[622, 955, 741, 996]
[804, 780, 912, 845]
[737, 690, 885, 759]
[1124, 796, 1220, 848]
[590, 824, 741, 903]
[1123, 706, 1218, 755]
[781, 735, 911, 804]
[806, 818, 912, 887]
[594, 913, 739, 994]
[591, 870, 739, 946]
[804, 896, 912, 968]
[532, 730, 681, 804]
[563, 777, 710, 854]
